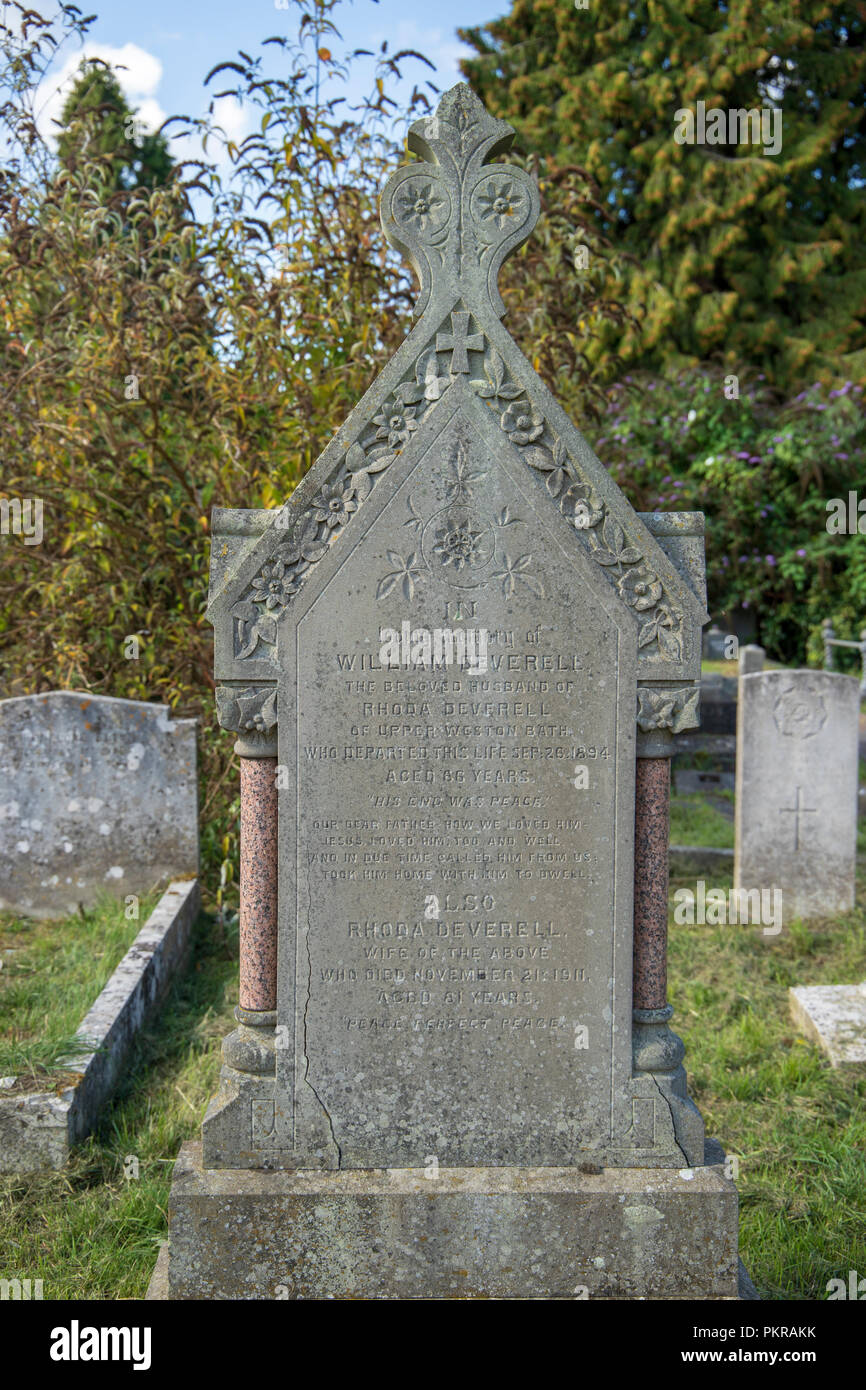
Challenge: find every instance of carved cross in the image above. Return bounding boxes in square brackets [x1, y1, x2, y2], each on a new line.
[780, 785, 817, 851]
[436, 310, 484, 373]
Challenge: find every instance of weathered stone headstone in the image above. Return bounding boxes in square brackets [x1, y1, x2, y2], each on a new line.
[735, 671, 859, 922]
[0, 692, 198, 918]
[161, 85, 742, 1301]
[703, 624, 727, 660]
[789, 981, 866, 1068]
[739, 644, 765, 676]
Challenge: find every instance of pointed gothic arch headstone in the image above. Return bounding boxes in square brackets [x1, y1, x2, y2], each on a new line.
[162, 85, 741, 1301]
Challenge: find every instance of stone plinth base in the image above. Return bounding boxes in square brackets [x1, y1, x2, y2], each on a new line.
[160, 1142, 740, 1300]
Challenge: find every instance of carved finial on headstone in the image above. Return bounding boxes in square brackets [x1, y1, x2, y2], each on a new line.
[381, 83, 540, 320]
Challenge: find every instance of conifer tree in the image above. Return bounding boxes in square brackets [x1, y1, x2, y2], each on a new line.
[57, 60, 174, 191]
[460, 0, 866, 388]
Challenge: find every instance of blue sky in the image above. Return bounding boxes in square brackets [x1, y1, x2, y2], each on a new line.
[35, 0, 505, 155]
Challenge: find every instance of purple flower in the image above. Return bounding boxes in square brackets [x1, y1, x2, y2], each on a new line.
[797, 548, 806, 557]
[736, 451, 750, 459]
[766, 555, 776, 566]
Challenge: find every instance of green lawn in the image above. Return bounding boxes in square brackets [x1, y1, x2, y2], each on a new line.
[0, 893, 160, 1080]
[670, 791, 735, 849]
[669, 871, 866, 1300]
[0, 876, 864, 1299]
[0, 908, 238, 1298]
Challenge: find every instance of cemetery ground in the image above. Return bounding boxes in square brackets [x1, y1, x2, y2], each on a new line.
[0, 891, 161, 1083]
[0, 866, 863, 1300]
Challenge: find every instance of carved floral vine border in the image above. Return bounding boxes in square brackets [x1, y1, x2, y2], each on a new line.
[230, 329, 685, 665]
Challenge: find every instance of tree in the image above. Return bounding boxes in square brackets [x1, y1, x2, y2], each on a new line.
[460, 0, 866, 390]
[57, 60, 174, 191]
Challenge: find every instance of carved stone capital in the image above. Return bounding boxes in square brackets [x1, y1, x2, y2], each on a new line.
[636, 682, 700, 736]
[215, 683, 278, 758]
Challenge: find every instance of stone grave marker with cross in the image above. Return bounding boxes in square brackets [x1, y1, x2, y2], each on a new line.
[736, 670, 859, 921]
[159, 84, 746, 1302]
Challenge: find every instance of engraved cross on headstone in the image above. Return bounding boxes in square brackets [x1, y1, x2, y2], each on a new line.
[436, 310, 484, 373]
[780, 785, 817, 851]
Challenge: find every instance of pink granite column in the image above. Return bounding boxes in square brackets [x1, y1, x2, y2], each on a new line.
[633, 756, 670, 1012]
[238, 755, 278, 1012]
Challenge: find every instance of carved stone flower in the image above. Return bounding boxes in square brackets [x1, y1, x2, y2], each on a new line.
[373, 397, 419, 449]
[311, 480, 357, 530]
[618, 565, 663, 612]
[773, 688, 827, 740]
[251, 558, 299, 611]
[396, 181, 445, 231]
[433, 521, 484, 572]
[500, 401, 544, 446]
[562, 483, 604, 530]
[477, 179, 523, 230]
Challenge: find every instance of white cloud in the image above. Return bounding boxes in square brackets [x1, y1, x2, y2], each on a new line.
[210, 96, 250, 144]
[35, 42, 166, 143]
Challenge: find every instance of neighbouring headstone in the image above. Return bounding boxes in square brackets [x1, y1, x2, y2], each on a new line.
[699, 672, 738, 733]
[160, 85, 743, 1301]
[789, 982, 866, 1068]
[703, 624, 728, 660]
[739, 644, 765, 676]
[0, 692, 198, 918]
[735, 671, 859, 922]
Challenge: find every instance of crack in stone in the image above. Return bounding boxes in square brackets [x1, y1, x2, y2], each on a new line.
[645, 1071, 692, 1167]
[301, 868, 342, 1167]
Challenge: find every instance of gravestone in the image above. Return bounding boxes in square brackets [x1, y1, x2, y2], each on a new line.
[789, 981, 866, 1068]
[735, 671, 859, 922]
[0, 692, 198, 918]
[703, 624, 728, 661]
[739, 644, 765, 676]
[162, 85, 742, 1300]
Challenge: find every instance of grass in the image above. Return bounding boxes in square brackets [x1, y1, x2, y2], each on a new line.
[670, 790, 735, 848]
[669, 869, 866, 1300]
[0, 892, 160, 1080]
[0, 864, 864, 1299]
[700, 657, 785, 677]
[0, 908, 239, 1298]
